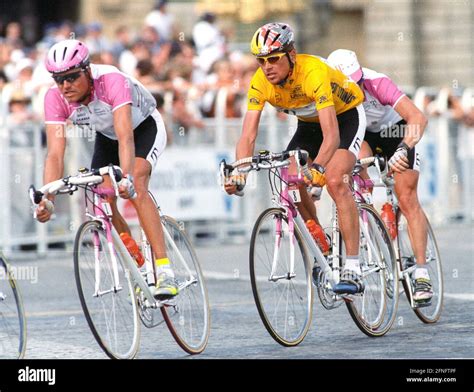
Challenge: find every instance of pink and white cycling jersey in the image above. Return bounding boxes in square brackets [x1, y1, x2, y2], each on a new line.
[360, 67, 405, 133]
[44, 64, 157, 140]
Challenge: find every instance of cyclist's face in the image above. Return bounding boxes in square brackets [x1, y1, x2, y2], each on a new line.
[258, 52, 291, 85]
[54, 68, 90, 103]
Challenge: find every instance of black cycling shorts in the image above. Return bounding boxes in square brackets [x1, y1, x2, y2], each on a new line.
[91, 112, 166, 172]
[364, 120, 420, 171]
[286, 105, 366, 160]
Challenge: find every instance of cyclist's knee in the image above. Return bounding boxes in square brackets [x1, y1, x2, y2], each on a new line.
[398, 191, 420, 215]
[326, 173, 351, 198]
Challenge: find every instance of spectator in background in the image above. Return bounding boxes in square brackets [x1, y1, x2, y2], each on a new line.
[119, 39, 151, 76]
[135, 59, 162, 92]
[192, 12, 226, 83]
[5, 22, 23, 49]
[84, 22, 111, 55]
[2, 58, 35, 105]
[201, 58, 243, 118]
[6, 89, 38, 127]
[111, 25, 132, 62]
[145, 0, 174, 42]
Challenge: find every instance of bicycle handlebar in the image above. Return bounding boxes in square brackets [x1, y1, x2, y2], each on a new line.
[220, 149, 312, 197]
[355, 155, 395, 188]
[29, 165, 123, 206]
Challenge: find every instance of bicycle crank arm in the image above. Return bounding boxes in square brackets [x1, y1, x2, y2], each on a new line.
[93, 286, 123, 297]
[269, 273, 296, 282]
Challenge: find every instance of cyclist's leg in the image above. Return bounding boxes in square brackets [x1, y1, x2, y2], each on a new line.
[286, 120, 323, 223]
[358, 133, 377, 181]
[130, 112, 177, 298]
[329, 106, 366, 293]
[385, 133, 431, 301]
[129, 158, 167, 257]
[91, 132, 131, 234]
[326, 149, 359, 255]
[394, 170, 427, 265]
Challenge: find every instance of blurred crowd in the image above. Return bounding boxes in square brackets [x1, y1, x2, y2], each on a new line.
[0, 0, 260, 143]
[0, 0, 473, 145]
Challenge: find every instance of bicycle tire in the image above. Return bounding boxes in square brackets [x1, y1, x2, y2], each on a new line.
[160, 216, 210, 354]
[249, 208, 313, 346]
[0, 255, 27, 359]
[74, 220, 140, 359]
[346, 203, 399, 337]
[397, 210, 443, 323]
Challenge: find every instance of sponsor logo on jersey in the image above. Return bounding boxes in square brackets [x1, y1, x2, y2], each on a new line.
[249, 97, 260, 105]
[330, 82, 357, 105]
[290, 84, 305, 100]
[318, 95, 328, 105]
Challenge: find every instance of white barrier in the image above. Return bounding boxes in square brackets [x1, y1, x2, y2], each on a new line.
[0, 86, 472, 252]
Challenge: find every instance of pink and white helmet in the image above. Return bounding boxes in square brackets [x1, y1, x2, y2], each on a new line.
[327, 49, 363, 83]
[45, 40, 90, 74]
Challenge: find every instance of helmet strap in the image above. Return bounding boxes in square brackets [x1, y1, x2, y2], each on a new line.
[277, 53, 294, 87]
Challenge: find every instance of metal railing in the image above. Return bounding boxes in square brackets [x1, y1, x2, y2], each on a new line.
[0, 86, 472, 254]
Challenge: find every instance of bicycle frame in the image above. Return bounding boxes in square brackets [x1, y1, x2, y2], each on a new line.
[271, 166, 340, 288]
[86, 186, 198, 308]
[352, 158, 420, 307]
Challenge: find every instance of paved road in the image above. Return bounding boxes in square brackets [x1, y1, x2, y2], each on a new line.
[6, 223, 474, 359]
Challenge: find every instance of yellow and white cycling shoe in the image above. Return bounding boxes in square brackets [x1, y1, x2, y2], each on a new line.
[153, 273, 179, 300]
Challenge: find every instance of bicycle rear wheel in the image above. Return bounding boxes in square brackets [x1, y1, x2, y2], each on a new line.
[0, 256, 27, 358]
[74, 221, 140, 359]
[398, 211, 443, 323]
[160, 216, 210, 355]
[250, 208, 313, 346]
[346, 203, 399, 337]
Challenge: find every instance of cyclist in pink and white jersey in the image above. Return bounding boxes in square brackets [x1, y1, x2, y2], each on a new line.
[328, 49, 432, 305]
[36, 39, 177, 299]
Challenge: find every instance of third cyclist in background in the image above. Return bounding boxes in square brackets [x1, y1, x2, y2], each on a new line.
[327, 49, 433, 305]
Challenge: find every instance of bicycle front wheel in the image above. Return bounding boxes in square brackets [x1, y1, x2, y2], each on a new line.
[0, 256, 27, 359]
[250, 208, 313, 346]
[74, 221, 140, 359]
[346, 203, 399, 337]
[160, 216, 210, 355]
[398, 212, 443, 323]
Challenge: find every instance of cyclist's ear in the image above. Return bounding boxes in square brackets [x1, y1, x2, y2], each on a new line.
[289, 49, 297, 63]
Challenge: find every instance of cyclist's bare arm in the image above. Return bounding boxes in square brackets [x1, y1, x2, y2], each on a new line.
[236, 110, 262, 160]
[37, 123, 66, 222]
[314, 105, 341, 168]
[43, 123, 67, 199]
[394, 95, 428, 148]
[225, 110, 261, 195]
[113, 103, 135, 178]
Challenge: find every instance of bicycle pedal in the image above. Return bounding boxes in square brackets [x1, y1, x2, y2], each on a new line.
[413, 300, 432, 309]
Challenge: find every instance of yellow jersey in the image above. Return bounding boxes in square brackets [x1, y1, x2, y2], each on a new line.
[247, 54, 364, 122]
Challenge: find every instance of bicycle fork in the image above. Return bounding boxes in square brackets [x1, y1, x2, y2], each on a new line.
[92, 219, 123, 297]
[269, 214, 296, 281]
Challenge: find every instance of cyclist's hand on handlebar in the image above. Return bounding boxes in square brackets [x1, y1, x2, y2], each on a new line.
[388, 142, 410, 173]
[118, 174, 137, 199]
[35, 199, 54, 223]
[224, 174, 246, 195]
[305, 163, 326, 187]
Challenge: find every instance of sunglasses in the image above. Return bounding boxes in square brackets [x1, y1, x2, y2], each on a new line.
[52, 70, 83, 85]
[256, 52, 287, 66]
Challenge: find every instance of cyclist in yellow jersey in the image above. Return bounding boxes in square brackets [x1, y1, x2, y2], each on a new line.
[225, 23, 367, 294]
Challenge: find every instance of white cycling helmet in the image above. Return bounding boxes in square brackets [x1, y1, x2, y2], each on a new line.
[327, 49, 363, 83]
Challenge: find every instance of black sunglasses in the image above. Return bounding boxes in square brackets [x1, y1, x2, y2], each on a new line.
[52, 70, 83, 85]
